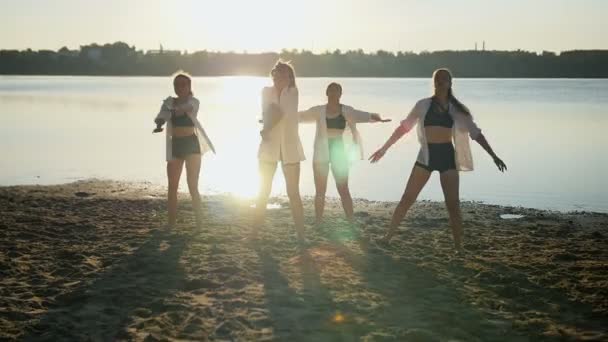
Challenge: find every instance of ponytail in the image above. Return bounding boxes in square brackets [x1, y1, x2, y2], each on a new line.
[433, 68, 470, 116]
[448, 88, 470, 116]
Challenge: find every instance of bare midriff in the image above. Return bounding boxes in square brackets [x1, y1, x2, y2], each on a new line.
[425, 126, 453, 144]
[327, 128, 344, 139]
[172, 126, 196, 137]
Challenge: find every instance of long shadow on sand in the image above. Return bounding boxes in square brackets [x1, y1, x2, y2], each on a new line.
[257, 244, 372, 341]
[460, 256, 608, 339]
[24, 230, 187, 341]
[312, 223, 532, 341]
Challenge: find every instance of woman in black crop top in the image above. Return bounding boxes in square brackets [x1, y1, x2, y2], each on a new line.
[369, 69, 506, 251]
[300, 82, 390, 225]
[153, 72, 205, 229]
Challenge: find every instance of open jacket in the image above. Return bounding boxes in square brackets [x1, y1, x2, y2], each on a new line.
[258, 86, 305, 164]
[155, 96, 215, 161]
[299, 104, 373, 164]
[400, 97, 482, 171]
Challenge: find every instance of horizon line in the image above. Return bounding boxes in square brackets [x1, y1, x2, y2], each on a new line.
[2, 41, 608, 55]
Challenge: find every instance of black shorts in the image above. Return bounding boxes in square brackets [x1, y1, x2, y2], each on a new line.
[415, 143, 456, 173]
[172, 134, 200, 159]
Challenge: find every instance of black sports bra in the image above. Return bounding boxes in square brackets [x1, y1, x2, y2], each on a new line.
[424, 99, 453, 128]
[326, 106, 346, 130]
[171, 112, 194, 127]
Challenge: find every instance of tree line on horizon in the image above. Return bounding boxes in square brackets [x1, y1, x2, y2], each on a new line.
[1, 41, 607, 78]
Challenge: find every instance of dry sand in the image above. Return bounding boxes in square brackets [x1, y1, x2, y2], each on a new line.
[1, 180, 607, 341]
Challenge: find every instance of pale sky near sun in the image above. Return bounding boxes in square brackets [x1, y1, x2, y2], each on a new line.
[1, 0, 606, 53]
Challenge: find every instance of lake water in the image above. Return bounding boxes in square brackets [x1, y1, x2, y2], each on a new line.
[1, 76, 607, 213]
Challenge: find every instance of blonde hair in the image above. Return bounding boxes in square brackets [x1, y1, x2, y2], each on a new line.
[271, 60, 296, 88]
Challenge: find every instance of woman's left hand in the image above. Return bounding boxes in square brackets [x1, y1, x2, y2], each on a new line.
[370, 113, 392, 123]
[493, 156, 507, 172]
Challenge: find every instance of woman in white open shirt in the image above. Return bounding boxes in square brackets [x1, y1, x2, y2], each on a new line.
[253, 61, 306, 241]
[369, 69, 507, 251]
[299, 82, 390, 225]
[153, 72, 215, 229]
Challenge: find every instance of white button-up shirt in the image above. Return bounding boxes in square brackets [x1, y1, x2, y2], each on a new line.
[155, 96, 215, 161]
[299, 104, 372, 163]
[258, 86, 305, 164]
[400, 97, 482, 171]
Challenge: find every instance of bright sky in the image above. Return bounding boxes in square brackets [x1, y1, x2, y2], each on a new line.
[2, 0, 606, 53]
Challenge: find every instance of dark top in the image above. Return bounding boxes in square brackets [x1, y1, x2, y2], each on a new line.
[326, 105, 346, 130]
[424, 98, 454, 128]
[171, 112, 194, 127]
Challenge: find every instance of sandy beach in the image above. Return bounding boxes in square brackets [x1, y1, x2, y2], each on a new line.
[1, 179, 607, 341]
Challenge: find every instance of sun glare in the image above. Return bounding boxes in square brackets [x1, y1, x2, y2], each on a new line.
[201, 76, 286, 199]
[182, 0, 303, 53]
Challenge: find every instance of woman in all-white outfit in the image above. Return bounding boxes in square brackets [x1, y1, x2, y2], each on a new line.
[153, 72, 215, 228]
[299, 82, 390, 224]
[369, 68, 506, 250]
[253, 61, 306, 241]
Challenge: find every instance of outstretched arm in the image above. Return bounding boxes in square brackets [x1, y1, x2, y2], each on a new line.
[369, 113, 391, 123]
[368, 124, 409, 162]
[473, 133, 507, 172]
[298, 107, 319, 123]
[345, 107, 391, 123]
[369, 102, 419, 163]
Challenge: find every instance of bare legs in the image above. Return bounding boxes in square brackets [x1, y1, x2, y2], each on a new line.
[313, 162, 354, 224]
[282, 163, 305, 240]
[167, 159, 184, 227]
[440, 170, 463, 250]
[185, 154, 202, 226]
[313, 163, 329, 225]
[332, 163, 354, 223]
[252, 161, 305, 240]
[382, 165, 464, 250]
[381, 165, 430, 241]
[166, 154, 202, 228]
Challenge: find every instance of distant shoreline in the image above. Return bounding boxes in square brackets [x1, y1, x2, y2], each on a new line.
[2, 74, 608, 79]
[2, 43, 607, 78]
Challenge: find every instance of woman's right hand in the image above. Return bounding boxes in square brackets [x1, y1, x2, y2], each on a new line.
[369, 146, 388, 163]
[153, 119, 165, 133]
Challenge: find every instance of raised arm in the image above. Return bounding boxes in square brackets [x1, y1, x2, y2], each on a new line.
[369, 103, 419, 163]
[259, 87, 286, 139]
